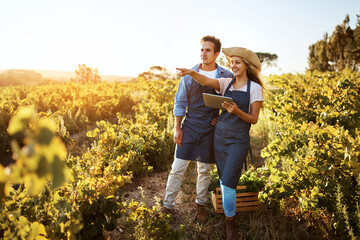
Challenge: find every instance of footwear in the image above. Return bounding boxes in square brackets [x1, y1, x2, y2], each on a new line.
[195, 203, 208, 223]
[225, 216, 237, 240]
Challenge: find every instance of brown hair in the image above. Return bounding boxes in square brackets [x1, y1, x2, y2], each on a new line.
[200, 35, 221, 53]
[242, 58, 265, 91]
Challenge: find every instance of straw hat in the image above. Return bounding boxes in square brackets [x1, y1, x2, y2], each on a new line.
[222, 47, 261, 71]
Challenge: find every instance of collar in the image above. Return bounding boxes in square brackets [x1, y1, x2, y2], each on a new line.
[194, 63, 224, 72]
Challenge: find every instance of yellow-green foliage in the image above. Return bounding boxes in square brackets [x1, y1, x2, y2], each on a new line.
[2, 107, 69, 199]
[209, 166, 266, 193]
[123, 200, 172, 240]
[0, 107, 70, 239]
[0, 81, 136, 161]
[260, 71, 360, 238]
[0, 78, 178, 239]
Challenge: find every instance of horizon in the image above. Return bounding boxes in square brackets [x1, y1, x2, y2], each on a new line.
[0, 68, 136, 77]
[1, 0, 359, 76]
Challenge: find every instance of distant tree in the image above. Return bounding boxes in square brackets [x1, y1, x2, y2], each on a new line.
[308, 13, 360, 72]
[256, 52, 278, 69]
[327, 15, 351, 71]
[217, 52, 278, 70]
[138, 66, 175, 80]
[0, 69, 43, 86]
[71, 64, 101, 84]
[309, 34, 330, 72]
[351, 13, 360, 68]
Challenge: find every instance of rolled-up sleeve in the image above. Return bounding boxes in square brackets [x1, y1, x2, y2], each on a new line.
[173, 76, 188, 116]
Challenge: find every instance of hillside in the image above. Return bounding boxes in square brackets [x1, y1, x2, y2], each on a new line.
[0, 69, 136, 84]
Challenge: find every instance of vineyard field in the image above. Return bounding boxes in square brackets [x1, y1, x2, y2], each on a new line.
[0, 71, 359, 239]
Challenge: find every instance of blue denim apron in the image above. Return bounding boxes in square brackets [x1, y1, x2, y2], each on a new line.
[214, 78, 252, 189]
[175, 79, 220, 163]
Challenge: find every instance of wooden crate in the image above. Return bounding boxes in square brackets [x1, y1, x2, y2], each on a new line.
[211, 185, 260, 213]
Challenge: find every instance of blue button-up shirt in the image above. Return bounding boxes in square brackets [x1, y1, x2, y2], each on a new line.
[174, 63, 234, 117]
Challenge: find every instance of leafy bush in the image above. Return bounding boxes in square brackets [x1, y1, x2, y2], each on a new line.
[260, 71, 360, 238]
[208, 166, 266, 193]
[0, 81, 136, 163]
[123, 199, 172, 239]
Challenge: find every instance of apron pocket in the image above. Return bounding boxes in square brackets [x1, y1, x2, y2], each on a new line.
[234, 131, 250, 143]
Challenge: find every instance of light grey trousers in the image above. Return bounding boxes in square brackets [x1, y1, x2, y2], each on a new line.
[163, 157, 212, 209]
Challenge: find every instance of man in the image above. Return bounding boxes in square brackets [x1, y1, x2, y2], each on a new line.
[163, 36, 233, 222]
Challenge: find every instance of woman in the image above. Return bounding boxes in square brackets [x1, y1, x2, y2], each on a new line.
[177, 47, 264, 239]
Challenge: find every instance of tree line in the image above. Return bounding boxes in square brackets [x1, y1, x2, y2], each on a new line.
[309, 13, 360, 72]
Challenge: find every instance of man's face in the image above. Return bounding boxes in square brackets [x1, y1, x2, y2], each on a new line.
[200, 41, 219, 66]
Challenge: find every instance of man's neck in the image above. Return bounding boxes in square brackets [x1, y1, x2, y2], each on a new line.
[199, 63, 217, 71]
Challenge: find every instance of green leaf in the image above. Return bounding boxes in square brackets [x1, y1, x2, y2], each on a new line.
[36, 127, 54, 145]
[36, 119, 56, 145]
[307, 166, 318, 173]
[25, 174, 47, 195]
[308, 140, 314, 149]
[8, 107, 36, 135]
[278, 186, 285, 193]
[261, 150, 271, 158]
[326, 125, 337, 136]
[19, 215, 28, 225]
[29, 221, 47, 240]
[51, 156, 65, 189]
[36, 156, 49, 177]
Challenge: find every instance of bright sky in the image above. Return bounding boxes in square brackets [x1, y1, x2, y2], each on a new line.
[1, 0, 359, 77]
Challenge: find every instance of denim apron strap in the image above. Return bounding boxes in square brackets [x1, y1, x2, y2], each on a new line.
[244, 80, 255, 171]
[225, 77, 236, 92]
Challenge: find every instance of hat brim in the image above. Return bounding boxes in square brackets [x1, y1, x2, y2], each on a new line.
[222, 47, 261, 71]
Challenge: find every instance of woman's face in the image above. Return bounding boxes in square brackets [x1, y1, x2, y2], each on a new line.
[230, 56, 247, 77]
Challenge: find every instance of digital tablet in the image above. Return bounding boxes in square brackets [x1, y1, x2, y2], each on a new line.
[202, 93, 233, 109]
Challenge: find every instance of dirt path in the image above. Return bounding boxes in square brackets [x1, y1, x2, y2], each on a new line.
[108, 138, 268, 239]
[121, 169, 196, 220]
[106, 167, 205, 239]
[120, 136, 267, 210]
[122, 171, 173, 207]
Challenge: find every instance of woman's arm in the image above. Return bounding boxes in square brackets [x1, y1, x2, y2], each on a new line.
[176, 68, 220, 91]
[222, 101, 262, 124]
